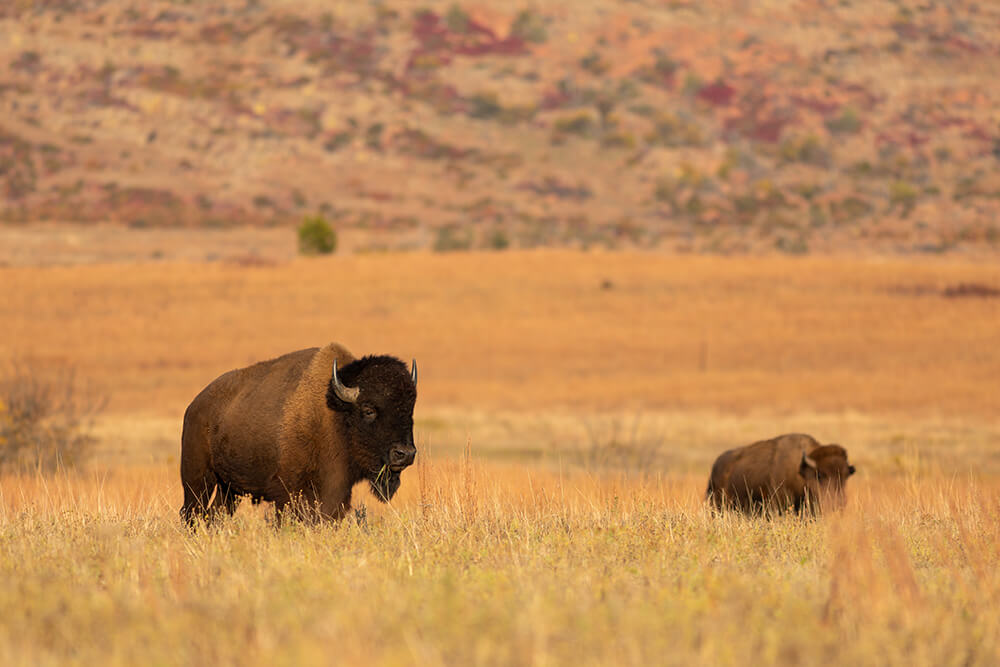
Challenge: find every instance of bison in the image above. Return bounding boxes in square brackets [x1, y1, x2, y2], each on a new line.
[706, 433, 856, 516]
[180, 343, 417, 524]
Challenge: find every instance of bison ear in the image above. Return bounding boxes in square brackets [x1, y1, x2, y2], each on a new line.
[799, 451, 818, 477]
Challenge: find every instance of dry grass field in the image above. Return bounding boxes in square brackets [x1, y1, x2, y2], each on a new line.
[2, 248, 1000, 665]
[2, 250, 998, 417]
[1, 461, 998, 666]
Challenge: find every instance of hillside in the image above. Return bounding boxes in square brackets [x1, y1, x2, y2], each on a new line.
[2, 0, 999, 254]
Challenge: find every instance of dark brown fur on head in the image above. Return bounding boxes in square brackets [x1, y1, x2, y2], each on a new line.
[326, 355, 417, 502]
[803, 444, 856, 482]
[800, 443, 856, 510]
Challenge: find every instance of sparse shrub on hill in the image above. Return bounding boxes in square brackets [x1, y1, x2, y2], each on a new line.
[0, 365, 103, 472]
[486, 228, 510, 250]
[647, 111, 704, 147]
[510, 9, 547, 44]
[298, 214, 338, 255]
[551, 111, 596, 143]
[433, 225, 472, 252]
[445, 5, 469, 33]
[779, 134, 830, 166]
[580, 51, 610, 76]
[825, 106, 862, 134]
[889, 180, 919, 217]
[468, 92, 503, 120]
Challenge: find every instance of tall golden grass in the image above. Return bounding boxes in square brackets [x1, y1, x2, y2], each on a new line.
[1, 456, 998, 666]
[2, 251, 998, 664]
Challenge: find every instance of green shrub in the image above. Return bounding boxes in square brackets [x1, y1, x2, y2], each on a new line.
[580, 51, 609, 75]
[468, 92, 503, 120]
[889, 180, 918, 216]
[487, 229, 510, 251]
[433, 225, 472, 252]
[779, 134, 829, 166]
[553, 112, 596, 136]
[298, 214, 338, 255]
[445, 5, 470, 32]
[775, 235, 809, 255]
[647, 111, 703, 147]
[825, 107, 861, 134]
[511, 9, 547, 44]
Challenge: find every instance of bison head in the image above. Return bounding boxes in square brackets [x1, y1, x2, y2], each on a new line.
[327, 355, 418, 502]
[799, 444, 856, 512]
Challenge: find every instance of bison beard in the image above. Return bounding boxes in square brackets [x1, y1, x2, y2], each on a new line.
[369, 467, 401, 502]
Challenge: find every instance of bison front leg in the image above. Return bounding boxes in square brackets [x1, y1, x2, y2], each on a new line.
[318, 486, 353, 522]
[272, 486, 349, 524]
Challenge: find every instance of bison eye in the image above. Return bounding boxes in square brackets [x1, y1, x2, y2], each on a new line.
[361, 405, 377, 423]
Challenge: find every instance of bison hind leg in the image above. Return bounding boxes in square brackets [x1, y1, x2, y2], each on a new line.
[181, 469, 218, 527]
[181, 474, 243, 527]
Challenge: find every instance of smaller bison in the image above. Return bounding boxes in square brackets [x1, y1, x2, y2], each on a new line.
[706, 433, 856, 516]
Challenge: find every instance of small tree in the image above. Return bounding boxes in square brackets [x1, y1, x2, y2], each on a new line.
[298, 214, 338, 255]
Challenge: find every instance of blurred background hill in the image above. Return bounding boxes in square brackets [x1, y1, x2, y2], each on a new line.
[2, 0, 999, 256]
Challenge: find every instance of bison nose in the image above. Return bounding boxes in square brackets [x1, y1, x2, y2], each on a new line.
[389, 444, 416, 470]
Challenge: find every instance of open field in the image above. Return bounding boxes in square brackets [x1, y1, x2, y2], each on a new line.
[2, 250, 999, 418]
[4, 0, 1000, 661]
[2, 249, 1000, 664]
[1, 460, 999, 666]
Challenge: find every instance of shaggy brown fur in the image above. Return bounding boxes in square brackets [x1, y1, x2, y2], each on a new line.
[706, 433, 856, 516]
[180, 343, 417, 524]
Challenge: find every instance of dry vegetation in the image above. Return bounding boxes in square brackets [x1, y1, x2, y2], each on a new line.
[3, 0, 999, 661]
[1, 459, 998, 666]
[1, 1, 999, 253]
[1, 251, 998, 416]
[1, 251, 999, 664]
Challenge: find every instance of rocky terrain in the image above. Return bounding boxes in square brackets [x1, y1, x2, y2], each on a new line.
[1, 0, 999, 253]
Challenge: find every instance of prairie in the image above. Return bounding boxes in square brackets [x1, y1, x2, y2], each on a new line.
[1, 460, 998, 666]
[2, 249, 999, 665]
[2, 250, 998, 417]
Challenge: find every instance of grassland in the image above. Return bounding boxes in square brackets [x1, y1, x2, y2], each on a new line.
[2, 250, 999, 665]
[1, 461, 998, 666]
[2, 251, 998, 417]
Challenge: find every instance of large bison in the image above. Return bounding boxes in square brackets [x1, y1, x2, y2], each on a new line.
[706, 433, 856, 515]
[180, 343, 417, 524]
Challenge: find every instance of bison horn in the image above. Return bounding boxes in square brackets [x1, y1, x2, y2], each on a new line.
[331, 359, 359, 404]
[411, 359, 417, 386]
[800, 451, 818, 472]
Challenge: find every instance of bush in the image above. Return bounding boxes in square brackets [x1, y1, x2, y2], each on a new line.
[511, 10, 547, 44]
[433, 225, 472, 252]
[298, 214, 338, 255]
[445, 5, 469, 32]
[487, 229, 510, 251]
[553, 112, 596, 137]
[779, 134, 829, 166]
[468, 92, 503, 120]
[889, 180, 918, 216]
[0, 364, 103, 471]
[825, 107, 862, 134]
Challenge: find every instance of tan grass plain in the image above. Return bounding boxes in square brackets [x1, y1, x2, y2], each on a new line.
[2, 249, 1000, 665]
